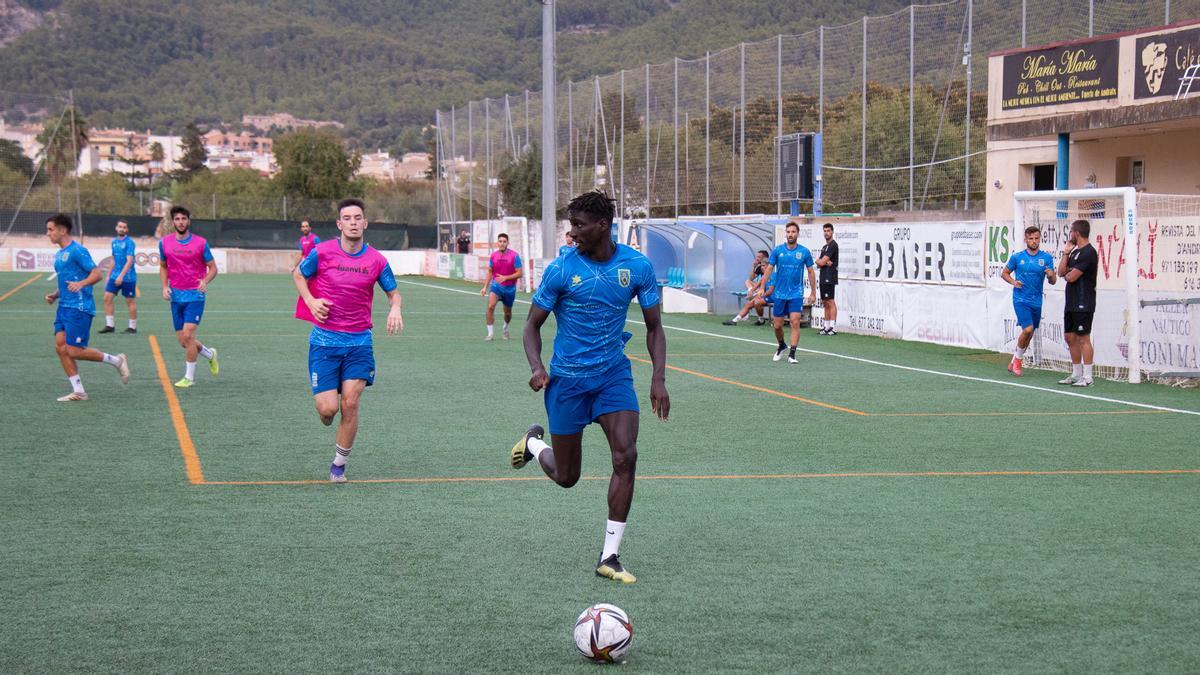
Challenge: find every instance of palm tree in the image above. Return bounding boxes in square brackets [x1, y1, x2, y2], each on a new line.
[35, 106, 89, 194]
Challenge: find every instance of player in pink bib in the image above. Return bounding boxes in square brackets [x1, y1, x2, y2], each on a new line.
[292, 220, 322, 321]
[293, 198, 404, 483]
[479, 232, 523, 341]
[159, 206, 219, 388]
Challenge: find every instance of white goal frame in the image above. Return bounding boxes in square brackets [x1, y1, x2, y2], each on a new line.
[1013, 187, 1140, 383]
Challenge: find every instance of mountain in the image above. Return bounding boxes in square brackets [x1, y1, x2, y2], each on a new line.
[0, 0, 908, 153]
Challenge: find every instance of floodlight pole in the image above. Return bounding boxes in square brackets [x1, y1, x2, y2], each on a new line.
[541, 0, 558, 260]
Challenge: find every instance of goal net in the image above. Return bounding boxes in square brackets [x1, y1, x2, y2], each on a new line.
[1014, 189, 1199, 386]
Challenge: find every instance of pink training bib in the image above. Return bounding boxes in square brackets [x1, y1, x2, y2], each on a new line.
[304, 240, 389, 332]
[489, 249, 520, 287]
[160, 234, 210, 290]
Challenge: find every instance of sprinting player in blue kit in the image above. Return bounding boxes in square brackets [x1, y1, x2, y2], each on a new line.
[1000, 226, 1057, 377]
[509, 190, 670, 584]
[99, 220, 138, 334]
[43, 214, 130, 401]
[760, 222, 816, 364]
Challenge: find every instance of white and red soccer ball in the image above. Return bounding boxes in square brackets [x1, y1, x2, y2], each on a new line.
[573, 603, 633, 663]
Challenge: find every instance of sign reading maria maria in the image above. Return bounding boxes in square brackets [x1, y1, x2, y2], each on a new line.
[1134, 27, 1200, 99]
[1001, 39, 1119, 110]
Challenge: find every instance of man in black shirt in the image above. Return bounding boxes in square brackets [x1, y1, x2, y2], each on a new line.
[816, 223, 839, 335]
[456, 229, 471, 254]
[1057, 219, 1098, 387]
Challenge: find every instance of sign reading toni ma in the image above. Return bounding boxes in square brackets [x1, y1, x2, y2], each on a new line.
[1002, 39, 1119, 110]
[1134, 26, 1200, 99]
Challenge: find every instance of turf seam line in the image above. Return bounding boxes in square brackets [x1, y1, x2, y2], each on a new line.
[149, 335, 206, 485]
[395, 279, 1200, 417]
[0, 273, 42, 303]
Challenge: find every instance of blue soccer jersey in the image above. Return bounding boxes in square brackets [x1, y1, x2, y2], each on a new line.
[54, 241, 97, 315]
[767, 243, 815, 300]
[532, 244, 660, 378]
[1005, 249, 1055, 307]
[110, 236, 136, 282]
[558, 244, 575, 257]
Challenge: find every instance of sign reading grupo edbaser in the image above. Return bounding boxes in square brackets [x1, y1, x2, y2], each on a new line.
[1002, 39, 1119, 110]
[791, 222, 985, 286]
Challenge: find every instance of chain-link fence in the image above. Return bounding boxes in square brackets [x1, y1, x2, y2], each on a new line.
[436, 0, 1197, 222]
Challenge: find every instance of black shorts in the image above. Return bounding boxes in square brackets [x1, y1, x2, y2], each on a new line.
[819, 282, 836, 300]
[1064, 310, 1094, 336]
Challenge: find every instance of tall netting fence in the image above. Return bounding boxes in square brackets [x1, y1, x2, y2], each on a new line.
[0, 90, 84, 244]
[436, 0, 1200, 222]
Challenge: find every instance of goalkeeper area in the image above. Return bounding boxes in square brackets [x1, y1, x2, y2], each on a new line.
[1015, 189, 1200, 385]
[1, 271, 1198, 672]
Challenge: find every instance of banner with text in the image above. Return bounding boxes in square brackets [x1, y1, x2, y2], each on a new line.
[790, 221, 985, 286]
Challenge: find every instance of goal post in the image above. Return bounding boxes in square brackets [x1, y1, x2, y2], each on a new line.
[1014, 187, 1141, 383]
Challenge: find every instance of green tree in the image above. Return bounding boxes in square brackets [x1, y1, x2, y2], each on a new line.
[34, 106, 88, 190]
[498, 144, 541, 219]
[0, 139, 38, 182]
[171, 167, 282, 219]
[274, 128, 362, 200]
[177, 123, 207, 179]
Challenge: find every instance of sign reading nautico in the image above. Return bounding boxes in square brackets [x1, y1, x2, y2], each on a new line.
[1002, 39, 1119, 109]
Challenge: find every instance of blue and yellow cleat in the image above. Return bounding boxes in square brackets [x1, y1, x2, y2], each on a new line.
[208, 348, 219, 376]
[596, 554, 636, 584]
[511, 424, 544, 469]
[329, 463, 347, 483]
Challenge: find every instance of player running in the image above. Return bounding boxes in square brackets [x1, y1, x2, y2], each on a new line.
[159, 206, 219, 388]
[1000, 226, 1057, 376]
[44, 214, 130, 401]
[292, 220, 322, 321]
[480, 233, 523, 341]
[723, 249, 771, 326]
[293, 198, 403, 483]
[1058, 219, 1098, 387]
[510, 190, 669, 584]
[760, 222, 816, 363]
[99, 219, 138, 334]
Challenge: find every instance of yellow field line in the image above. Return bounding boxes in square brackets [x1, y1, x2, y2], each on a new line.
[872, 410, 1170, 417]
[202, 468, 1200, 486]
[0, 273, 41, 303]
[628, 354, 869, 416]
[149, 335, 205, 484]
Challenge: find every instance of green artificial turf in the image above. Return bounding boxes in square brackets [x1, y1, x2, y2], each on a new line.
[1, 271, 1197, 673]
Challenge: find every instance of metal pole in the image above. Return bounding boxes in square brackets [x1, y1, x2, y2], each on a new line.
[818, 27, 825, 137]
[594, 76, 600, 190]
[645, 63, 651, 216]
[861, 16, 867, 215]
[468, 102, 474, 223]
[525, 89, 530, 151]
[1088, 0, 1094, 37]
[705, 51, 711, 216]
[283, 194, 288, 221]
[541, 0, 558, 259]
[212, 193, 217, 220]
[620, 70, 626, 222]
[485, 97, 491, 221]
[965, 0, 973, 210]
[568, 79, 574, 197]
[674, 57, 679, 217]
[450, 105, 458, 224]
[909, 5, 915, 211]
[777, 34, 783, 215]
[739, 42, 746, 215]
[1166, 0, 1171, 23]
[1021, 0, 1027, 48]
[68, 90, 82, 240]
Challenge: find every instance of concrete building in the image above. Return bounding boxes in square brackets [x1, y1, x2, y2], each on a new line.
[202, 129, 276, 176]
[242, 113, 344, 133]
[357, 151, 431, 182]
[0, 119, 43, 160]
[986, 19, 1200, 221]
[78, 128, 183, 181]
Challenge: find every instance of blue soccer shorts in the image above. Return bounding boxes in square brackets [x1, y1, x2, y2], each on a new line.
[773, 297, 805, 318]
[53, 306, 93, 348]
[104, 277, 136, 298]
[490, 282, 517, 308]
[1014, 301, 1042, 330]
[544, 358, 639, 436]
[170, 300, 205, 331]
[308, 344, 376, 395]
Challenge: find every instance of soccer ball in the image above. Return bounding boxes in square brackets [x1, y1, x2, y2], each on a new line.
[573, 603, 633, 663]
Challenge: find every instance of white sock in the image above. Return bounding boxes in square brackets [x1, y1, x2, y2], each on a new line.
[198, 344, 214, 360]
[102, 353, 121, 366]
[503, 321, 510, 331]
[128, 319, 137, 329]
[731, 314, 741, 322]
[68, 375, 84, 393]
[185, 361, 197, 380]
[528, 437, 550, 461]
[1083, 363, 1093, 379]
[332, 444, 351, 467]
[1072, 363, 1083, 378]
[487, 324, 494, 337]
[828, 320, 835, 329]
[105, 315, 114, 327]
[601, 520, 626, 560]
[1013, 346, 1026, 359]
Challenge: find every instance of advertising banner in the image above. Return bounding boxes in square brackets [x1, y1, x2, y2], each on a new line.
[793, 221, 985, 286]
[810, 280, 903, 339]
[1001, 38, 1119, 109]
[12, 246, 226, 274]
[1134, 26, 1200, 99]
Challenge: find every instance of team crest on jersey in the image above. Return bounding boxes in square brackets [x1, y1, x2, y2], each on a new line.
[61, 252, 70, 262]
[617, 269, 631, 287]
